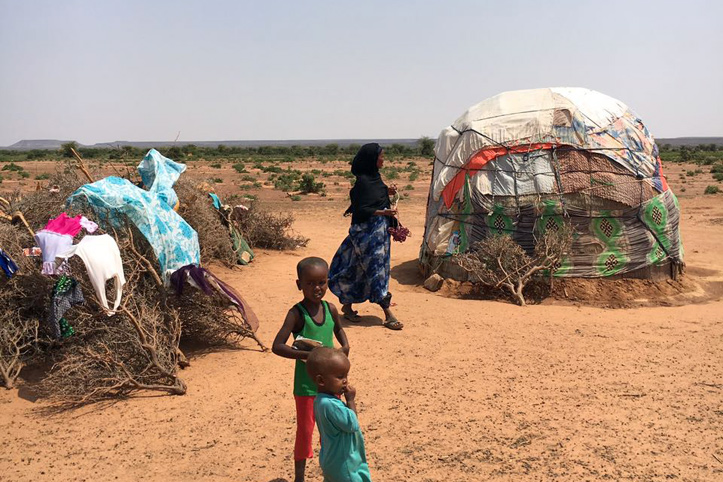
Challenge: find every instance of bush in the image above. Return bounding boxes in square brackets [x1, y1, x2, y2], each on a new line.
[704, 185, 720, 195]
[232, 162, 247, 173]
[210, 163, 222, 169]
[290, 195, 302, 201]
[714, 173, 723, 182]
[35, 173, 51, 180]
[297, 173, 325, 194]
[454, 224, 574, 306]
[409, 171, 419, 181]
[234, 202, 309, 250]
[382, 167, 400, 180]
[274, 172, 300, 191]
[2, 162, 23, 172]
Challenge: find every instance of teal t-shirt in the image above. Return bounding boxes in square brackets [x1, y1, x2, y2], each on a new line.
[314, 393, 371, 482]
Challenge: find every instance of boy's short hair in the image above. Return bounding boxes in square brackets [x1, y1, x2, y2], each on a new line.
[306, 346, 346, 379]
[297, 256, 329, 279]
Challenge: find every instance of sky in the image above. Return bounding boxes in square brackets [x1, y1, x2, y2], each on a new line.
[1, 0, 721, 146]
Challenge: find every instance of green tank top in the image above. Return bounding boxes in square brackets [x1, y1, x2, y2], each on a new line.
[293, 301, 335, 396]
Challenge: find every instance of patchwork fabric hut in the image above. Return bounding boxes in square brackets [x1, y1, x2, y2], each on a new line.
[420, 87, 683, 280]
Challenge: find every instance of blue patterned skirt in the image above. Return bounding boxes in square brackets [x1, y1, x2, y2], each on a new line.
[329, 216, 391, 308]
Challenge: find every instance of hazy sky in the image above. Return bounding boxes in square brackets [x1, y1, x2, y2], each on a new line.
[1, 0, 721, 146]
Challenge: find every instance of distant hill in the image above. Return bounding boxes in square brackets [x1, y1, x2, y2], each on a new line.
[655, 137, 723, 147]
[2, 137, 721, 151]
[1, 138, 421, 151]
[92, 138, 423, 150]
[5, 139, 81, 150]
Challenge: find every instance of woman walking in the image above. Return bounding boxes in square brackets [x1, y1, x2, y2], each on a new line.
[328, 143, 403, 330]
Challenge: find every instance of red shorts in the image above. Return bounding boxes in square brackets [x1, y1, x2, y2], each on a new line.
[294, 395, 316, 460]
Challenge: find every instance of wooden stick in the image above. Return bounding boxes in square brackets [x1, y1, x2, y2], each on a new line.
[11, 211, 35, 238]
[70, 147, 94, 183]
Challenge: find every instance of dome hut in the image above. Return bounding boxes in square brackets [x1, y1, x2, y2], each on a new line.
[420, 87, 683, 280]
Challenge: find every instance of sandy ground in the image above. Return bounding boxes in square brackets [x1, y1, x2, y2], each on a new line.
[1, 160, 723, 481]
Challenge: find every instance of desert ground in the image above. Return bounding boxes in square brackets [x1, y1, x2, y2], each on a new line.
[1, 156, 722, 481]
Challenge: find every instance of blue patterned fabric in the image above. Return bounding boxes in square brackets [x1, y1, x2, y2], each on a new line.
[329, 215, 391, 306]
[137, 149, 187, 209]
[67, 149, 200, 283]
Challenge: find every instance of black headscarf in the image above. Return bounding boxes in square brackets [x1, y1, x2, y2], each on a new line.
[345, 143, 390, 224]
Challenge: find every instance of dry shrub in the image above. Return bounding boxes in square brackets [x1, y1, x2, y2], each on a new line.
[0, 314, 37, 390]
[29, 229, 186, 405]
[454, 225, 573, 306]
[175, 179, 237, 266]
[0, 224, 42, 389]
[175, 179, 309, 262]
[234, 201, 309, 250]
[171, 290, 261, 347]
[38, 298, 185, 404]
[10, 168, 89, 229]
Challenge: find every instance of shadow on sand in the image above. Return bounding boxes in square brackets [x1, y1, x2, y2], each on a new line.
[341, 315, 385, 329]
[390, 258, 424, 286]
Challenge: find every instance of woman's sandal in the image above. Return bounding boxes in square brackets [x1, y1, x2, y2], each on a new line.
[383, 316, 404, 331]
[342, 307, 362, 323]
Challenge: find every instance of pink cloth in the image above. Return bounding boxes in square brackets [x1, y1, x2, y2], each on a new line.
[44, 212, 98, 237]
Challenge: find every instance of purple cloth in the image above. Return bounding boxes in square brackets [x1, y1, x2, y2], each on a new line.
[170, 264, 259, 331]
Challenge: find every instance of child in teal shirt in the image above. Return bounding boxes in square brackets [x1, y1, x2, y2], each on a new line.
[306, 347, 371, 482]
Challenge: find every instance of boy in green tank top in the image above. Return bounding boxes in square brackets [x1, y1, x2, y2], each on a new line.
[272, 257, 350, 482]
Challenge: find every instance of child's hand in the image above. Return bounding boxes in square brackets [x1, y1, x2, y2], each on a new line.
[343, 384, 356, 402]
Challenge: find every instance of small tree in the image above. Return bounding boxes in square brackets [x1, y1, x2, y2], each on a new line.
[454, 224, 573, 306]
[60, 141, 79, 158]
[419, 136, 435, 157]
